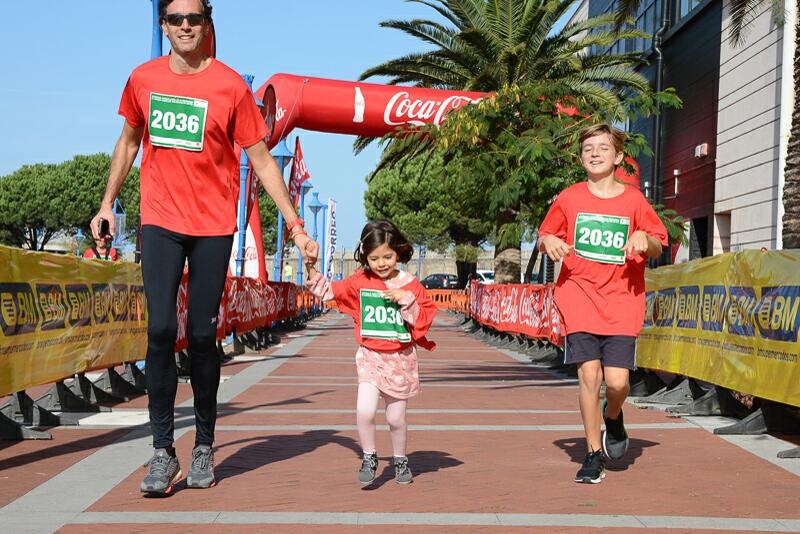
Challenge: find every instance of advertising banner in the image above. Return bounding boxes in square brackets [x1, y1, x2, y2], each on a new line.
[0, 246, 147, 397]
[468, 281, 563, 345]
[638, 250, 800, 407]
[324, 199, 337, 280]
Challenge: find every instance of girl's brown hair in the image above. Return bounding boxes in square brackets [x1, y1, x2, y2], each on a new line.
[354, 220, 414, 268]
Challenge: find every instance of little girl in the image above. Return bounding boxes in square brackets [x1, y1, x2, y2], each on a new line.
[306, 220, 437, 485]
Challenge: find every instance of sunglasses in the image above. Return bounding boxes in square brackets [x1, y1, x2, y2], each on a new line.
[164, 12, 205, 27]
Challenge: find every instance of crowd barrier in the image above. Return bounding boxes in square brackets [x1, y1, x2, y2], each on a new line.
[427, 289, 469, 313]
[435, 252, 800, 413]
[0, 246, 317, 421]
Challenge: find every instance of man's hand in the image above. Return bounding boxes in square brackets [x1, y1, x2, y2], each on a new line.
[293, 232, 320, 265]
[623, 230, 650, 258]
[306, 262, 318, 278]
[91, 205, 116, 241]
[540, 234, 572, 262]
[382, 288, 409, 303]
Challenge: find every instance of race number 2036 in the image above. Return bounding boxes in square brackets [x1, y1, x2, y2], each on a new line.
[359, 289, 411, 342]
[573, 213, 630, 265]
[148, 92, 208, 152]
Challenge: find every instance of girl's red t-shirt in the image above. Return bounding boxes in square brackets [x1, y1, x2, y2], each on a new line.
[118, 57, 267, 236]
[538, 182, 668, 336]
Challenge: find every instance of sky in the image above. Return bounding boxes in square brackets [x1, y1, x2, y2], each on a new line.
[0, 0, 575, 249]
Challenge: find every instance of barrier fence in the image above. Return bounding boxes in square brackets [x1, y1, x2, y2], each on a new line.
[0, 246, 317, 399]
[453, 250, 800, 409]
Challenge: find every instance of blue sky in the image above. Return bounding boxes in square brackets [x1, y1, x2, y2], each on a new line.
[0, 0, 575, 248]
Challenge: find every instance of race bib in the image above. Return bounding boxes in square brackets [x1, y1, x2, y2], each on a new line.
[148, 92, 208, 151]
[573, 213, 630, 265]
[359, 289, 411, 342]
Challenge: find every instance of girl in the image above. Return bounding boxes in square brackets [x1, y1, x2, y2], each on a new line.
[306, 220, 437, 485]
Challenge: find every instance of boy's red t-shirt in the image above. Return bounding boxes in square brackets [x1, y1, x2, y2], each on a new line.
[118, 57, 268, 236]
[538, 182, 668, 336]
[332, 270, 437, 352]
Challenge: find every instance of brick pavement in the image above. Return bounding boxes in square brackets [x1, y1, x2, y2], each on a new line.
[0, 312, 798, 532]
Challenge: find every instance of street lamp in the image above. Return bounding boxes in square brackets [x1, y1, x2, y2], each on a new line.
[271, 138, 294, 281]
[297, 180, 313, 284]
[308, 192, 323, 244]
[74, 228, 85, 257]
[320, 202, 329, 279]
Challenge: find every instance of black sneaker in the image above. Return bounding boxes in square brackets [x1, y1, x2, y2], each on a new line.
[575, 450, 605, 484]
[602, 399, 629, 460]
[187, 445, 216, 489]
[141, 448, 182, 495]
[358, 452, 378, 485]
[392, 456, 413, 484]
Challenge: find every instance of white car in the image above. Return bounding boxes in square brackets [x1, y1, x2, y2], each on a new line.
[475, 270, 495, 284]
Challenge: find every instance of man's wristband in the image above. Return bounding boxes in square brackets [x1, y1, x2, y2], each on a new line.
[286, 218, 305, 232]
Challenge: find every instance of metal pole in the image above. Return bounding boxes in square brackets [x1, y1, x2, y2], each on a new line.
[150, 0, 162, 59]
[236, 74, 255, 277]
[297, 188, 307, 284]
[321, 204, 328, 278]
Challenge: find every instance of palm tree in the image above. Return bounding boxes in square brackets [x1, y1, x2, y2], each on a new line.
[360, 0, 652, 282]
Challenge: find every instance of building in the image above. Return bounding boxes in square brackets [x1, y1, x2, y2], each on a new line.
[584, 0, 794, 259]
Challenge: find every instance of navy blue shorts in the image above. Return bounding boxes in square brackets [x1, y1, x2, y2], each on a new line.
[564, 332, 637, 370]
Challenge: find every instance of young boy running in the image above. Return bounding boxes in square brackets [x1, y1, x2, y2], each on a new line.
[538, 124, 667, 484]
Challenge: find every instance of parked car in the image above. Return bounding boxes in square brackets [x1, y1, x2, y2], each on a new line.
[421, 273, 459, 289]
[474, 270, 495, 284]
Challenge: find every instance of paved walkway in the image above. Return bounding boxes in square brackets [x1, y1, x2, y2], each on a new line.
[1, 312, 799, 533]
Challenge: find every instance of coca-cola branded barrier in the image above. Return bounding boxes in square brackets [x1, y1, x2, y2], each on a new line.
[174, 275, 306, 352]
[468, 281, 563, 346]
[256, 74, 486, 148]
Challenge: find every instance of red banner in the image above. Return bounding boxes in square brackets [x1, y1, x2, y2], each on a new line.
[287, 138, 311, 208]
[174, 275, 306, 352]
[468, 281, 563, 346]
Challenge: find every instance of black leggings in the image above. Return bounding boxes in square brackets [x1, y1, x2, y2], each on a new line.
[141, 225, 233, 449]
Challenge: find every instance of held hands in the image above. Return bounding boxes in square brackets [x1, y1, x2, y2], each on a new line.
[541, 234, 572, 262]
[293, 231, 320, 266]
[623, 230, 650, 258]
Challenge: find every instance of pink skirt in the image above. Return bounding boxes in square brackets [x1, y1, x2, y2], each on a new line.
[356, 345, 420, 399]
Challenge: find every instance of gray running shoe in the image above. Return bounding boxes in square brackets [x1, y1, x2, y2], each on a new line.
[358, 452, 378, 485]
[392, 456, 413, 484]
[187, 445, 216, 489]
[574, 450, 606, 484]
[141, 448, 182, 495]
[602, 399, 629, 460]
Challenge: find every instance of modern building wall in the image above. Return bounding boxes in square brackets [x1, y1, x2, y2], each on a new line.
[714, 1, 785, 252]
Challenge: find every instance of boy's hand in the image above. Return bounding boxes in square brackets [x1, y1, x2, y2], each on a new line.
[623, 230, 650, 258]
[541, 235, 572, 262]
[382, 289, 408, 303]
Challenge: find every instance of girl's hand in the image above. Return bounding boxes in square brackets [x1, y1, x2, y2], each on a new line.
[306, 263, 318, 278]
[382, 289, 409, 303]
[623, 230, 650, 258]
[541, 234, 572, 262]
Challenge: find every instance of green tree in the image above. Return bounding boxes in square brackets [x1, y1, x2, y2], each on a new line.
[258, 189, 280, 256]
[361, 0, 656, 281]
[365, 152, 492, 284]
[0, 154, 139, 251]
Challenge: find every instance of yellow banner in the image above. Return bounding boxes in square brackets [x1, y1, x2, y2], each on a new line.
[0, 245, 147, 397]
[638, 250, 800, 407]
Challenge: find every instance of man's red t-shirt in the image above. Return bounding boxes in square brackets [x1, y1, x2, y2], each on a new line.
[118, 57, 267, 236]
[538, 182, 668, 336]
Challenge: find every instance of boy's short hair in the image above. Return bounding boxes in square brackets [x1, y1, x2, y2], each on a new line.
[579, 123, 626, 154]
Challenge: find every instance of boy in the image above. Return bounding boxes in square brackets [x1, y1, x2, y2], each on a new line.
[538, 124, 667, 484]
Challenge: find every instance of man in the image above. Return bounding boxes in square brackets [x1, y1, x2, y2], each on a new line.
[83, 236, 119, 261]
[91, 0, 318, 496]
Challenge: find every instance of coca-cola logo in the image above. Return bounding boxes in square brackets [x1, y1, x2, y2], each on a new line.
[384, 91, 482, 127]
